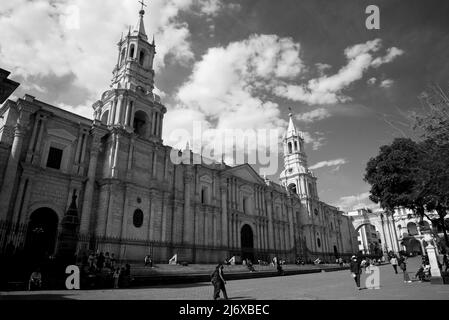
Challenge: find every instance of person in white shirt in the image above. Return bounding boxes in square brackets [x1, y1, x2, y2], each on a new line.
[390, 256, 398, 274]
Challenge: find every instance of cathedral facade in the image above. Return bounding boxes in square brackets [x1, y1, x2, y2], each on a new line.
[0, 10, 357, 264]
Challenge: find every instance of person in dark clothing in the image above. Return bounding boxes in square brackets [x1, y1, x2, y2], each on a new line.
[398, 256, 411, 283]
[96, 252, 105, 271]
[211, 264, 228, 300]
[349, 255, 362, 290]
[443, 254, 449, 272]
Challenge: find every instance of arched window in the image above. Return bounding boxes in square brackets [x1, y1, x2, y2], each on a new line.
[288, 183, 297, 194]
[133, 209, 144, 228]
[242, 197, 246, 213]
[120, 48, 126, 65]
[129, 44, 135, 59]
[133, 110, 149, 136]
[201, 187, 207, 204]
[294, 141, 298, 151]
[101, 110, 109, 124]
[288, 142, 292, 153]
[314, 208, 318, 216]
[139, 50, 146, 66]
[407, 222, 418, 236]
[317, 238, 321, 248]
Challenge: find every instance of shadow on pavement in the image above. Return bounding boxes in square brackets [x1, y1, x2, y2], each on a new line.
[139, 282, 211, 289]
[0, 293, 75, 300]
[226, 296, 253, 300]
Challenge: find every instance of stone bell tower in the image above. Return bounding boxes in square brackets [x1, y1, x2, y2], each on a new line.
[91, 4, 166, 142]
[280, 113, 318, 200]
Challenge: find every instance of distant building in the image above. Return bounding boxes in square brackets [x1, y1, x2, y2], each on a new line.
[349, 206, 449, 256]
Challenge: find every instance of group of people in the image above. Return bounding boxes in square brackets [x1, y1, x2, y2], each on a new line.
[80, 251, 132, 289]
[82, 251, 117, 272]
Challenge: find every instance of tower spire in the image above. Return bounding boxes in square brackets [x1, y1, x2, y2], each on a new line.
[286, 107, 297, 137]
[134, 0, 148, 39]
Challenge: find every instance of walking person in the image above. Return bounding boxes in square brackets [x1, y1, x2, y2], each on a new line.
[113, 267, 121, 289]
[390, 255, 398, 274]
[443, 254, 449, 272]
[211, 264, 228, 300]
[399, 255, 411, 283]
[96, 252, 105, 272]
[350, 255, 362, 290]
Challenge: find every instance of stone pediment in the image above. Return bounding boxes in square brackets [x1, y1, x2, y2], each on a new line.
[47, 128, 77, 142]
[224, 164, 265, 185]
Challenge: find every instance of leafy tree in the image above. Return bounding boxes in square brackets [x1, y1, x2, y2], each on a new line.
[364, 138, 449, 247]
[364, 138, 423, 212]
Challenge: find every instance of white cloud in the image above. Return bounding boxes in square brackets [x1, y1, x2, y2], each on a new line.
[309, 158, 346, 170]
[367, 77, 377, 85]
[380, 79, 394, 88]
[57, 102, 94, 119]
[274, 39, 404, 105]
[302, 131, 326, 150]
[336, 191, 378, 212]
[0, 0, 226, 102]
[371, 47, 404, 68]
[295, 108, 331, 123]
[168, 34, 303, 140]
[162, 34, 306, 162]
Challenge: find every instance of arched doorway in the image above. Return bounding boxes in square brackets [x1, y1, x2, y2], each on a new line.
[406, 238, 422, 256]
[241, 224, 254, 262]
[25, 208, 59, 259]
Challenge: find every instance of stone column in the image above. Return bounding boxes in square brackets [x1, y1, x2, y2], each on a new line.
[265, 192, 275, 250]
[424, 234, 443, 284]
[124, 99, 131, 127]
[384, 213, 394, 253]
[158, 113, 163, 138]
[110, 98, 117, 125]
[220, 179, 228, 247]
[182, 170, 194, 244]
[31, 115, 47, 166]
[390, 213, 400, 252]
[111, 132, 120, 178]
[115, 95, 124, 125]
[161, 192, 168, 243]
[287, 206, 294, 251]
[79, 128, 102, 234]
[0, 109, 30, 220]
[25, 116, 39, 162]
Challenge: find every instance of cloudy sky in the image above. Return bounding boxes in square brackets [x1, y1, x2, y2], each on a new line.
[1, 0, 449, 211]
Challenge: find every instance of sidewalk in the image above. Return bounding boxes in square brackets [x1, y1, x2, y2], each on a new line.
[129, 263, 350, 286]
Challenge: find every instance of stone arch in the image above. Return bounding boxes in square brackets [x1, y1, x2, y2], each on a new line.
[133, 110, 149, 137]
[288, 183, 297, 195]
[407, 222, 418, 236]
[25, 207, 59, 258]
[139, 49, 146, 66]
[240, 224, 254, 262]
[101, 110, 109, 124]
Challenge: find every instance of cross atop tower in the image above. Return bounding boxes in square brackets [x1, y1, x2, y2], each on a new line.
[138, 0, 147, 15]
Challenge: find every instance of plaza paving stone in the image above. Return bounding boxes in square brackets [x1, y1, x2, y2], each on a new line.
[1, 257, 448, 300]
